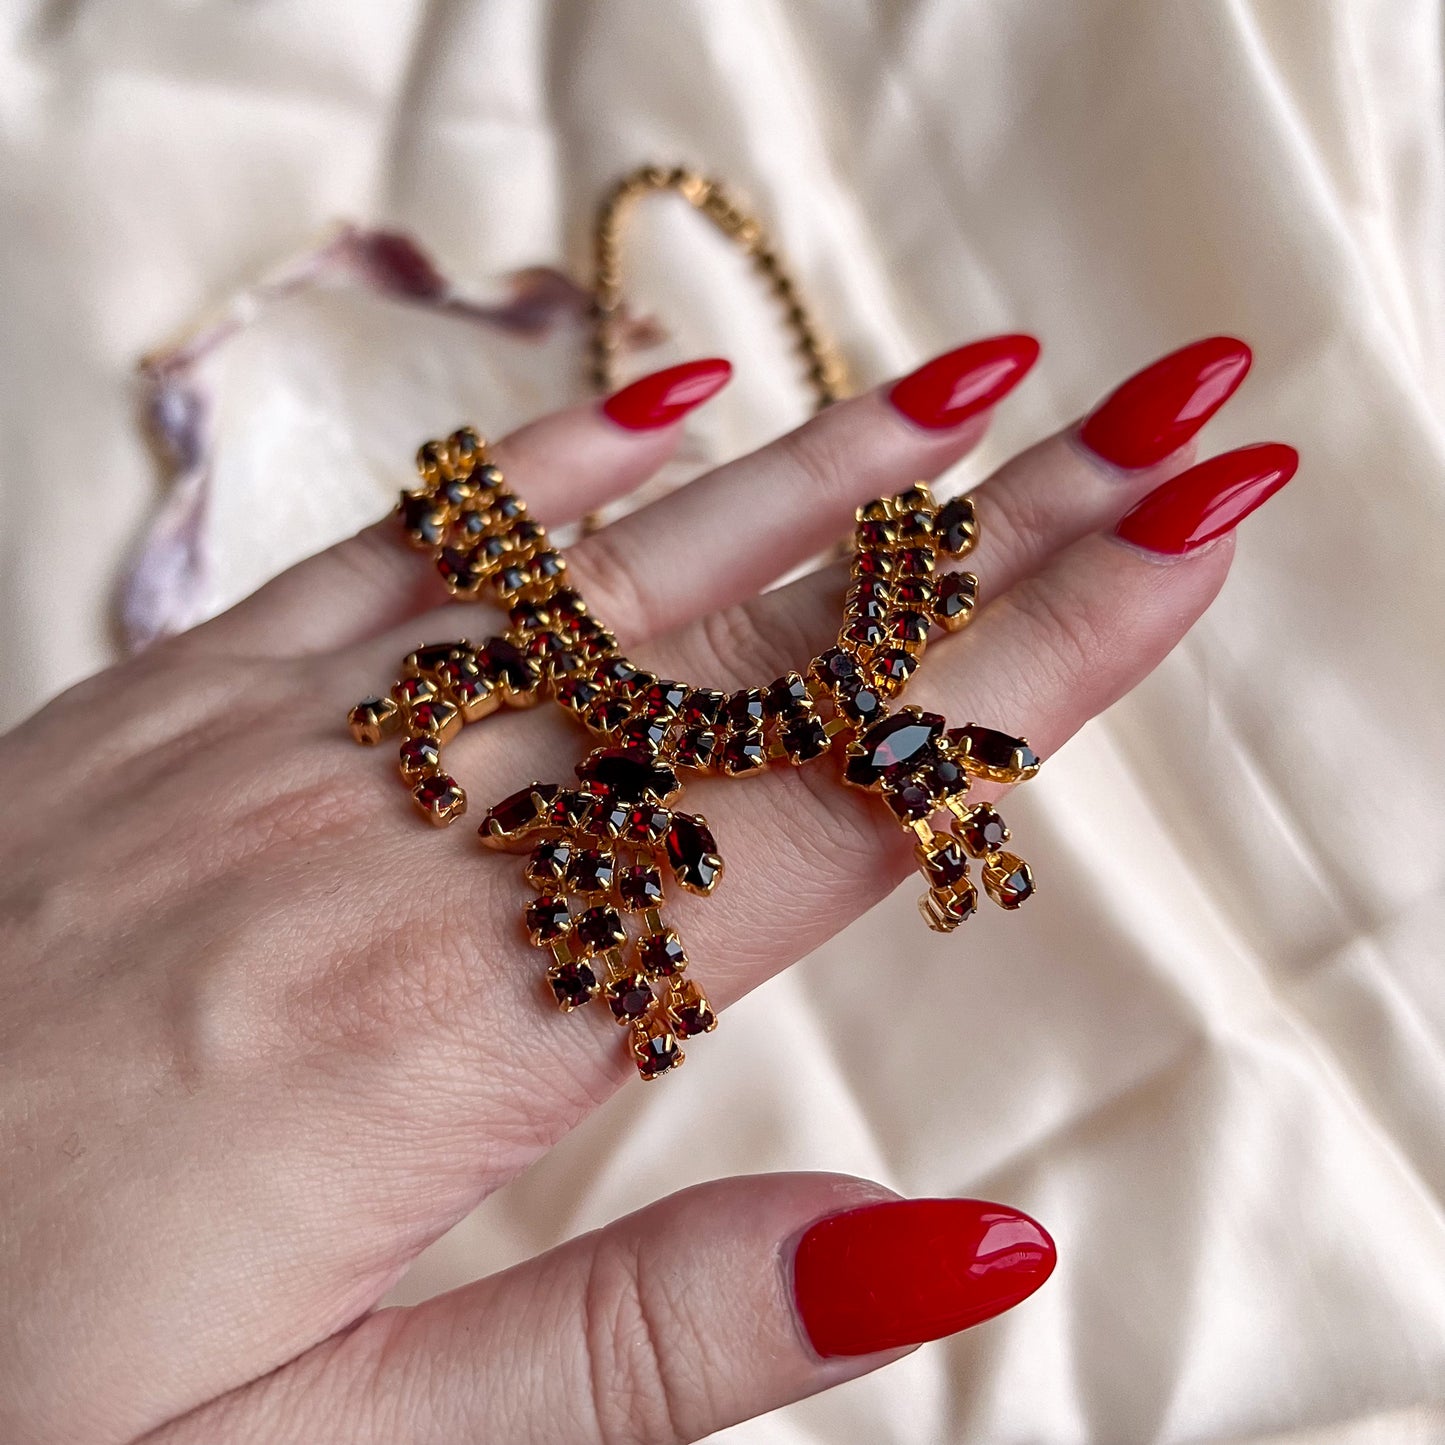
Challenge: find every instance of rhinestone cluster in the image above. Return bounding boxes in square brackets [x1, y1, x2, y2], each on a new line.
[349, 428, 1041, 1079]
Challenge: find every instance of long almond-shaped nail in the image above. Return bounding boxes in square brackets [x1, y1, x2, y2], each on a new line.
[792, 1198, 1055, 1358]
[1080, 336, 1252, 469]
[601, 358, 733, 430]
[1115, 442, 1298, 555]
[889, 335, 1040, 431]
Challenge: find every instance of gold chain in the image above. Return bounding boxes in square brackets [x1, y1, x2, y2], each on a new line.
[589, 164, 850, 412]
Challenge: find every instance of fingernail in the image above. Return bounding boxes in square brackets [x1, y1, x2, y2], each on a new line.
[1080, 335, 1252, 469]
[1115, 442, 1298, 555]
[792, 1198, 1055, 1358]
[888, 334, 1041, 431]
[601, 358, 733, 430]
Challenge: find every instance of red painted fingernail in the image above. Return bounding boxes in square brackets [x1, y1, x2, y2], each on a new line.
[888, 334, 1041, 431]
[1115, 442, 1298, 555]
[601, 358, 733, 430]
[792, 1198, 1055, 1358]
[1080, 336, 1252, 469]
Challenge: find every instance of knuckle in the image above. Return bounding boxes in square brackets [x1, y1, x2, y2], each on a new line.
[583, 1236, 698, 1445]
[975, 478, 1052, 585]
[573, 524, 656, 644]
[777, 423, 858, 516]
[1005, 573, 1110, 699]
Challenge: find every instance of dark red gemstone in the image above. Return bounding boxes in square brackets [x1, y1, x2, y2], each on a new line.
[844, 712, 945, 787]
[607, 972, 655, 1023]
[933, 570, 978, 623]
[511, 518, 545, 549]
[548, 960, 600, 1010]
[836, 682, 885, 725]
[566, 848, 615, 895]
[406, 641, 470, 675]
[720, 730, 767, 775]
[407, 698, 459, 734]
[782, 714, 830, 763]
[525, 838, 573, 886]
[682, 688, 726, 726]
[499, 563, 532, 595]
[521, 629, 562, 660]
[638, 930, 687, 977]
[950, 725, 1039, 775]
[665, 813, 722, 893]
[873, 649, 919, 687]
[415, 774, 463, 810]
[594, 657, 645, 690]
[889, 612, 930, 644]
[622, 805, 670, 845]
[894, 547, 936, 576]
[724, 689, 765, 730]
[588, 800, 632, 839]
[572, 905, 626, 954]
[857, 497, 890, 522]
[856, 517, 898, 549]
[617, 714, 671, 752]
[669, 984, 716, 1038]
[642, 680, 688, 716]
[811, 647, 861, 688]
[437, 547, 483, 591]
[584, 695, 633, 732]
[617, 864, 664, 911]
[474, 532, 509, 563]
[417, 440, 447, 474]
[884, 775, 936, 821]
[393, 675, 438, 706]
[491, 495, 523, 523]
[576, 748, 680, 803]
[435, 656, 483, 691]
[672, 728, 719, 769]
[546, 789, 595, 829]
[959, 803, 1009, 855]
[398, 735, 440, 779]
[525, 895, 571, 942]
[437, 475, 479, 507]
[400, 492, 447, 546]
[855, 551, 894, 577]
[847, 593, 888, 623]
[923, 838, 970, 888]
[936, 496, 978, 555]
[892, 576, 935, 609]
[530, 550, 565, 583]
[479, 637, 541, 696]
[843, 618, 885, 649]
[916, 754, 967, 798]
[991, 862, 1033, 907]
[555, 677, 601, 713]
[764, 673, 810, 718]
[635, 1027, 682, 1079]
[469, 461, 503, 491]
[487, 782, 558, 836]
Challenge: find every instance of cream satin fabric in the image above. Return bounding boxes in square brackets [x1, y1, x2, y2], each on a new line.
[3, 2, 1444, 1440]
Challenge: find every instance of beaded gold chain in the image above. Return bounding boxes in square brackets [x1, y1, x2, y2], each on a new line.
[347, 168, 1040, 1080]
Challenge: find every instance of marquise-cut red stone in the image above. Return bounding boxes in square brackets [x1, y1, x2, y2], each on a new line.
[576, 749, 680, 803]
[936, 495, 978, 555]
[951, 725, 1040, 776]
[486, 782, 558, 836]
[844, 712, 944, 787]
[665, 813, 722, 893]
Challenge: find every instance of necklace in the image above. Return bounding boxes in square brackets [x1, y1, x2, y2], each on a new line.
[347, 166, 1040, 1081]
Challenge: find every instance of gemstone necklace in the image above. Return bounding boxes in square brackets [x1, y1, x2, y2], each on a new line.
[347, 167, 1040, 1080]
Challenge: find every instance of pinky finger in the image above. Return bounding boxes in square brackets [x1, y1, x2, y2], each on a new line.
[144, 1176, 1054, 1445]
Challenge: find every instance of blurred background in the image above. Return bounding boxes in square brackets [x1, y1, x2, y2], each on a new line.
[3, 2, 1444, 1440]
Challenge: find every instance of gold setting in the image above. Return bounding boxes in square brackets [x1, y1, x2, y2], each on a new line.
[350, 430, 1042, 1079]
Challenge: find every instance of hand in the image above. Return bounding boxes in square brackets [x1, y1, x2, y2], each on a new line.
[0, 334, 1291, 1443]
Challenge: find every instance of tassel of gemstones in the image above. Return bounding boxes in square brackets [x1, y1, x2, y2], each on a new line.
[348, 427, 1042, 1080]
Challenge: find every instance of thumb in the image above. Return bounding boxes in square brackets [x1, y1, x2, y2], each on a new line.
[147, 1173, 1055, 1445]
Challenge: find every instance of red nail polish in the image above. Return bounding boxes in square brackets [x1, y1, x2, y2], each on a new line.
[1115, 442, 1298, 554]
[601, 358, 732, 430]
[792, 1198, 1055, 1358]
[1080, 336, 1252, 469]
[889, 334, 1040, 431]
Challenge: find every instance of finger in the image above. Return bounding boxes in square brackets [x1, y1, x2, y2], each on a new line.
[368, 333, 1249, 668]
[378, 334, 1040, 659]
[190, 359, 732, 657]
[646, 442, 1299, 984]
[146, 1176, 1054, 1445]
